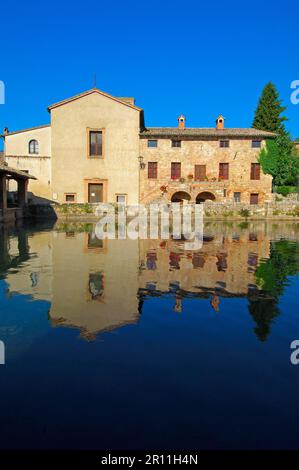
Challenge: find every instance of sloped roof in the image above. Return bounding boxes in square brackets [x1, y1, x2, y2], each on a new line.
[140, 127, 276, 139]
[48, 88, 142, 112]
[0, 124, 50, 137]
[0, 160, 36, 179]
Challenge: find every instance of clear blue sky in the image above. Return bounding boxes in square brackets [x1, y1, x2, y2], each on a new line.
[1, 0, 299, 150]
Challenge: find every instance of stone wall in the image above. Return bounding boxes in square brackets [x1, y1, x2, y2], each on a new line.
[139, 137, 273, 205]
[201, 200, 299, 218]
[27, 200, 299, 220]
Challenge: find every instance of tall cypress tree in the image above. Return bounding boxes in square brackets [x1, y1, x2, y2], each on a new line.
[253, 82, 298, 188]
[252, 82, 287, 132]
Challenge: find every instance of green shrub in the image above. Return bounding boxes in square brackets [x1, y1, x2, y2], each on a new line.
[82, 203, 93, 214]
[239, 208, 250, 218]
[276, 186, 298, 197]
[60, 204, 69, 214]
[238, 221, 249, 229]
[272, 209, 281, 216]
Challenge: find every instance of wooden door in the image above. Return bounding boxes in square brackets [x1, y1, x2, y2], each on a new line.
[250, 193, 259, 204]
[88, 183, 103, 203]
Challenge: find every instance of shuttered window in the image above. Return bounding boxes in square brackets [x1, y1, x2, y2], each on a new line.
[195, 165, 206, 181]
[148, 162, 158, 179]
[219, 163, 229, 179]
[220, 140, 229, 148]
[250, 193, 259, 204]
[234, 192, 241, 203]
[252, 140, 261, 148]
[251, 163, 260, 180]
[172, 140, 181, 148]
[171, 162, 181, 179]
[89, 131, 103, 157]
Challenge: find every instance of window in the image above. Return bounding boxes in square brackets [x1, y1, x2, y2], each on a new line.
[195, 164, 206, 181]
[192, 253, 205, 268]
[116, 194, 126, 204]
[89, 272, 104, 300]
[88, 183, 103, 203]
[88, 233, 104, 249]
[172, 140, 181, 148]
[146, 251, 157, 270]
[65, 193, 76, 203]
[251, 163, 260, 180]
[234, 192, 241, 203]
[29, 139, 39, 154]
[250, 193, 259, 205]
[252, 140, 261, 148]
[89, 130, 103, 157]
[148, 162, 158, 179]
[148, 140, 157, 148]
[219, 140, 229, 148]
[249, 233, 258, 241]
[219, 163, 229, 179]
[171, 162, 181, 180]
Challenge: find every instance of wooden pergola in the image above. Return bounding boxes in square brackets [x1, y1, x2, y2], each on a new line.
[0, 161, 36, 223]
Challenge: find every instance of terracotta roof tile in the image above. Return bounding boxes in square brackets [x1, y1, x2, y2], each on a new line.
[140, 127, 276, 139]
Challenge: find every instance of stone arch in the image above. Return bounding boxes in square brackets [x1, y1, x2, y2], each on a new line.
[171, 191, 191, 203]
[195, 191, 216, 204]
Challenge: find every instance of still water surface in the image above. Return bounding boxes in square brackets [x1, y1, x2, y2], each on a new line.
[0, 220, 299, 449]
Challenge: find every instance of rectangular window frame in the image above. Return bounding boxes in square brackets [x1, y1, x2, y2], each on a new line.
[233, 192, 241, 203]
[252, 140, 262, 149]
[171, 140, 182, 148]
[65, 193, 77, 203]
[219, 140, 230, 148]
[147, 139, 158, 148]
[87, 128, 104, 159]
[250, 163, 261, 180]
[116, 194, 127, 204]
[171, 162, 181, 180]
[219, 162, 229, 180]
[250, 193, 259, 205]
[194, 164, 206, 181]
[148, 162, 158, 179]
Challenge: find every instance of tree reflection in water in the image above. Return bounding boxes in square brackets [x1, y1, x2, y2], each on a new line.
[250, 240, 299, 341]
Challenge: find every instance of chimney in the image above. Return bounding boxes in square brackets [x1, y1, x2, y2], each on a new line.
[3, 127, 9, 135]
[216, 115, 225, 130]
[178, 114, 186, 130]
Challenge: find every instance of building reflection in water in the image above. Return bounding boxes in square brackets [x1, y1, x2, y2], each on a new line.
[1, 221, 299, 342]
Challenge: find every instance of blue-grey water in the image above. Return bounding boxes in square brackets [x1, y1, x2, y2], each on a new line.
[0, 220, 299, 450]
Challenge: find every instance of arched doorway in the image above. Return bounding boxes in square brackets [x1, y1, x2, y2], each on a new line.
[196, 191, 216, 204]
[171, 191, 191, 203]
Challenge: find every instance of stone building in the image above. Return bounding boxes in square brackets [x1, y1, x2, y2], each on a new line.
[2, 87, 275, 205]
[140, 115, 274, 205]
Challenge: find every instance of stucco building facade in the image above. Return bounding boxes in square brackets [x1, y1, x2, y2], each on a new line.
[2, 88, 275, 205]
